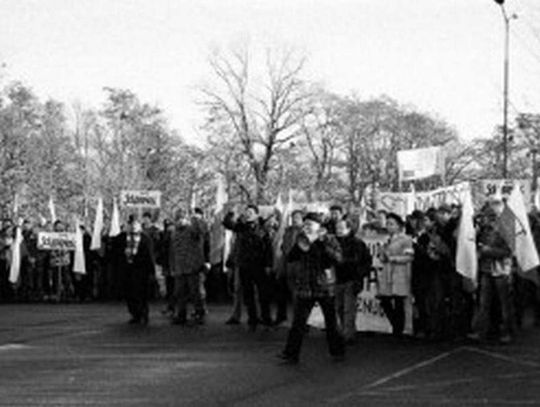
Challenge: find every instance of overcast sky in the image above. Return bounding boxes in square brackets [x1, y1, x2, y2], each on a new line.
[1, 0, 540, 144]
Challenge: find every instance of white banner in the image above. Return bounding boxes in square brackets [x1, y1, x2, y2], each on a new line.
[479, 179, 531, 205]
[377, 182, 470, 216]
[37, 232, 77, 251]
[397, 146, 445, 182]
[120, 190, 161, 209]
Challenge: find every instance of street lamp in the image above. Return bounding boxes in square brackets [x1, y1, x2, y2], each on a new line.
[493, 0, 517, 178]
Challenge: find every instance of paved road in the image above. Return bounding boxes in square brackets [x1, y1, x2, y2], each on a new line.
[0, 303, 539, 406]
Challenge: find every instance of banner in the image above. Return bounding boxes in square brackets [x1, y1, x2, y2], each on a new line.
[8, 221, 24, 284]
[90, 197, 103, 250]
[120, 190, 161, 209]
[479, 179, 531, 205]
[73, 219, 86, 275]
[397, 146, 445, 182]
[377, 182, 470, 216]
[455, 189, 478, 284]
[37, 232, 77, 251]
[109, 198, 121, 237]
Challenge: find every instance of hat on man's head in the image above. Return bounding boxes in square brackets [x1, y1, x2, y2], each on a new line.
[303, 212, 322, 224]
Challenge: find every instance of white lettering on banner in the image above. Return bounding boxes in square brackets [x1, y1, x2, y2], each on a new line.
[37, 232, 77, 251]
[120, 190, 161, 209]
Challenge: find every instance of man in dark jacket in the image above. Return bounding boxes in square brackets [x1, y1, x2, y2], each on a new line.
[335, 219, 372, 344]
[278, 212, 344, 364]
[469, 205, 514, 343]
[223, 204, 273, 331]
[117, 218, 155, 325]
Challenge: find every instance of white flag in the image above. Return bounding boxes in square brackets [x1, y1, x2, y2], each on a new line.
[215, 176, 227, 215]
[9, 220, 24, 284]
[507, 187, 540, 272]
[91, 197, 104, 250]
[109, 199, 121, 237]
[49, 197, 57, 223]
[534, 189, 540, 211]
[455, 188, 478, 284]
[73, 218, 86, 275]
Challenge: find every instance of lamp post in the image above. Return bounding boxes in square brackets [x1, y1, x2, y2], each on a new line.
[493, 0, 517, 178]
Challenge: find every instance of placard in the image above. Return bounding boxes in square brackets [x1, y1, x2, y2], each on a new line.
[120, 190, 161, 209]
[37, 232, 77, 251]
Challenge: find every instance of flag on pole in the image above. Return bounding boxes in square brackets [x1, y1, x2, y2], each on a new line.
[48, 197, 57, 223]
[455, 188, 478, 285]
[534, 188, 540, 211]
[506, 186, 540, 273]
[73, 218, 86, 275]
[109, 198, 121, 237]
[13, 193, 19, 217]
[9, 219, 24, 284]
[273, 192, 288, 271]
[210, 176, 229, 266]
[215, 175, 227, 215]
[91, 197, 104, 250]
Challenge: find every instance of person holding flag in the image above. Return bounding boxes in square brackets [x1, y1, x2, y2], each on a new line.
[469, 199, 514, 344]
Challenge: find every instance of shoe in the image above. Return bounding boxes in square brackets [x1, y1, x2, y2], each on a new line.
[467, 332, 482, 342]
[344, 338, 357, 346]
[276, 352, 299, 365]
[499, 334, 512, 344]
[225, 317, 240, 325]
[140, 315, 149, 326]
[128, 318, 140, 325]
[273, 317, 287, 326]
[331, 354, 345, 363]
[171, 317, 187, 325]
[248, 324, 257, 332]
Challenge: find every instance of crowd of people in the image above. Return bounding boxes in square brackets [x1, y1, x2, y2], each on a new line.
[1, 197, 540, 365]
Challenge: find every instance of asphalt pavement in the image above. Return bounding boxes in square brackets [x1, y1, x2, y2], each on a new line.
[0, 302, 539, 407]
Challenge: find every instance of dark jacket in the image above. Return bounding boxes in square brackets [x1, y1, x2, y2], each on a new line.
[477, 223, 512, 275]
[116, 232, 155, 300]
[335, 233, 372, 285]
[287, 233, 342, 298]
[223, 212, 272, 270]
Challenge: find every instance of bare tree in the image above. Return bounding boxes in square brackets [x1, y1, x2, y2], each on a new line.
[201, 44, 310, 203]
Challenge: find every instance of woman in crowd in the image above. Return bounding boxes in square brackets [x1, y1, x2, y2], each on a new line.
[378, 213, 414, 337]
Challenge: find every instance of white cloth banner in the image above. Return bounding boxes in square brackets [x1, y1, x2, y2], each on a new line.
[109, 199, 121, 237]
[73, 219, 86, 275]
[455, 189, 478, 283]
[480, 179, 531, 206]
[90, 197, 104, 250]
[377, 182, 470, 216]
[8, 221, 24, 284]
[397, 146, 445, 182]
[507, 187, 540, 272]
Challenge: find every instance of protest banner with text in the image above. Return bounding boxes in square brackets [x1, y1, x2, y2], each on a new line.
[120, 190, 162, 209]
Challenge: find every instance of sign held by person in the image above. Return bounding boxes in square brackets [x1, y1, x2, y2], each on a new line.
[120, 190, 161, 209]
[397, 146, 445, 182]
[37, 232, 77, 251]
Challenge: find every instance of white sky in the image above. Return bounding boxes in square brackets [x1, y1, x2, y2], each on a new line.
[1, 0, 540, 144]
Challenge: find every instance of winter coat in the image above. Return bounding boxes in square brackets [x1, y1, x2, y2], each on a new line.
[335, 233, 372, 285]
[116, 232, 154, 300]
[223, 213, 272, 271]
[169, 218, 208, 276]
[477, 224, 512, 276]
[287, 233, 342, 298]
[378, 232, 414, 297]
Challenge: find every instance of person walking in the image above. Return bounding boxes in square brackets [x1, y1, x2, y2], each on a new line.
[117, 218, 155, 325]
[223, 204, 273, 331]
[278, 212, 344, 365]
